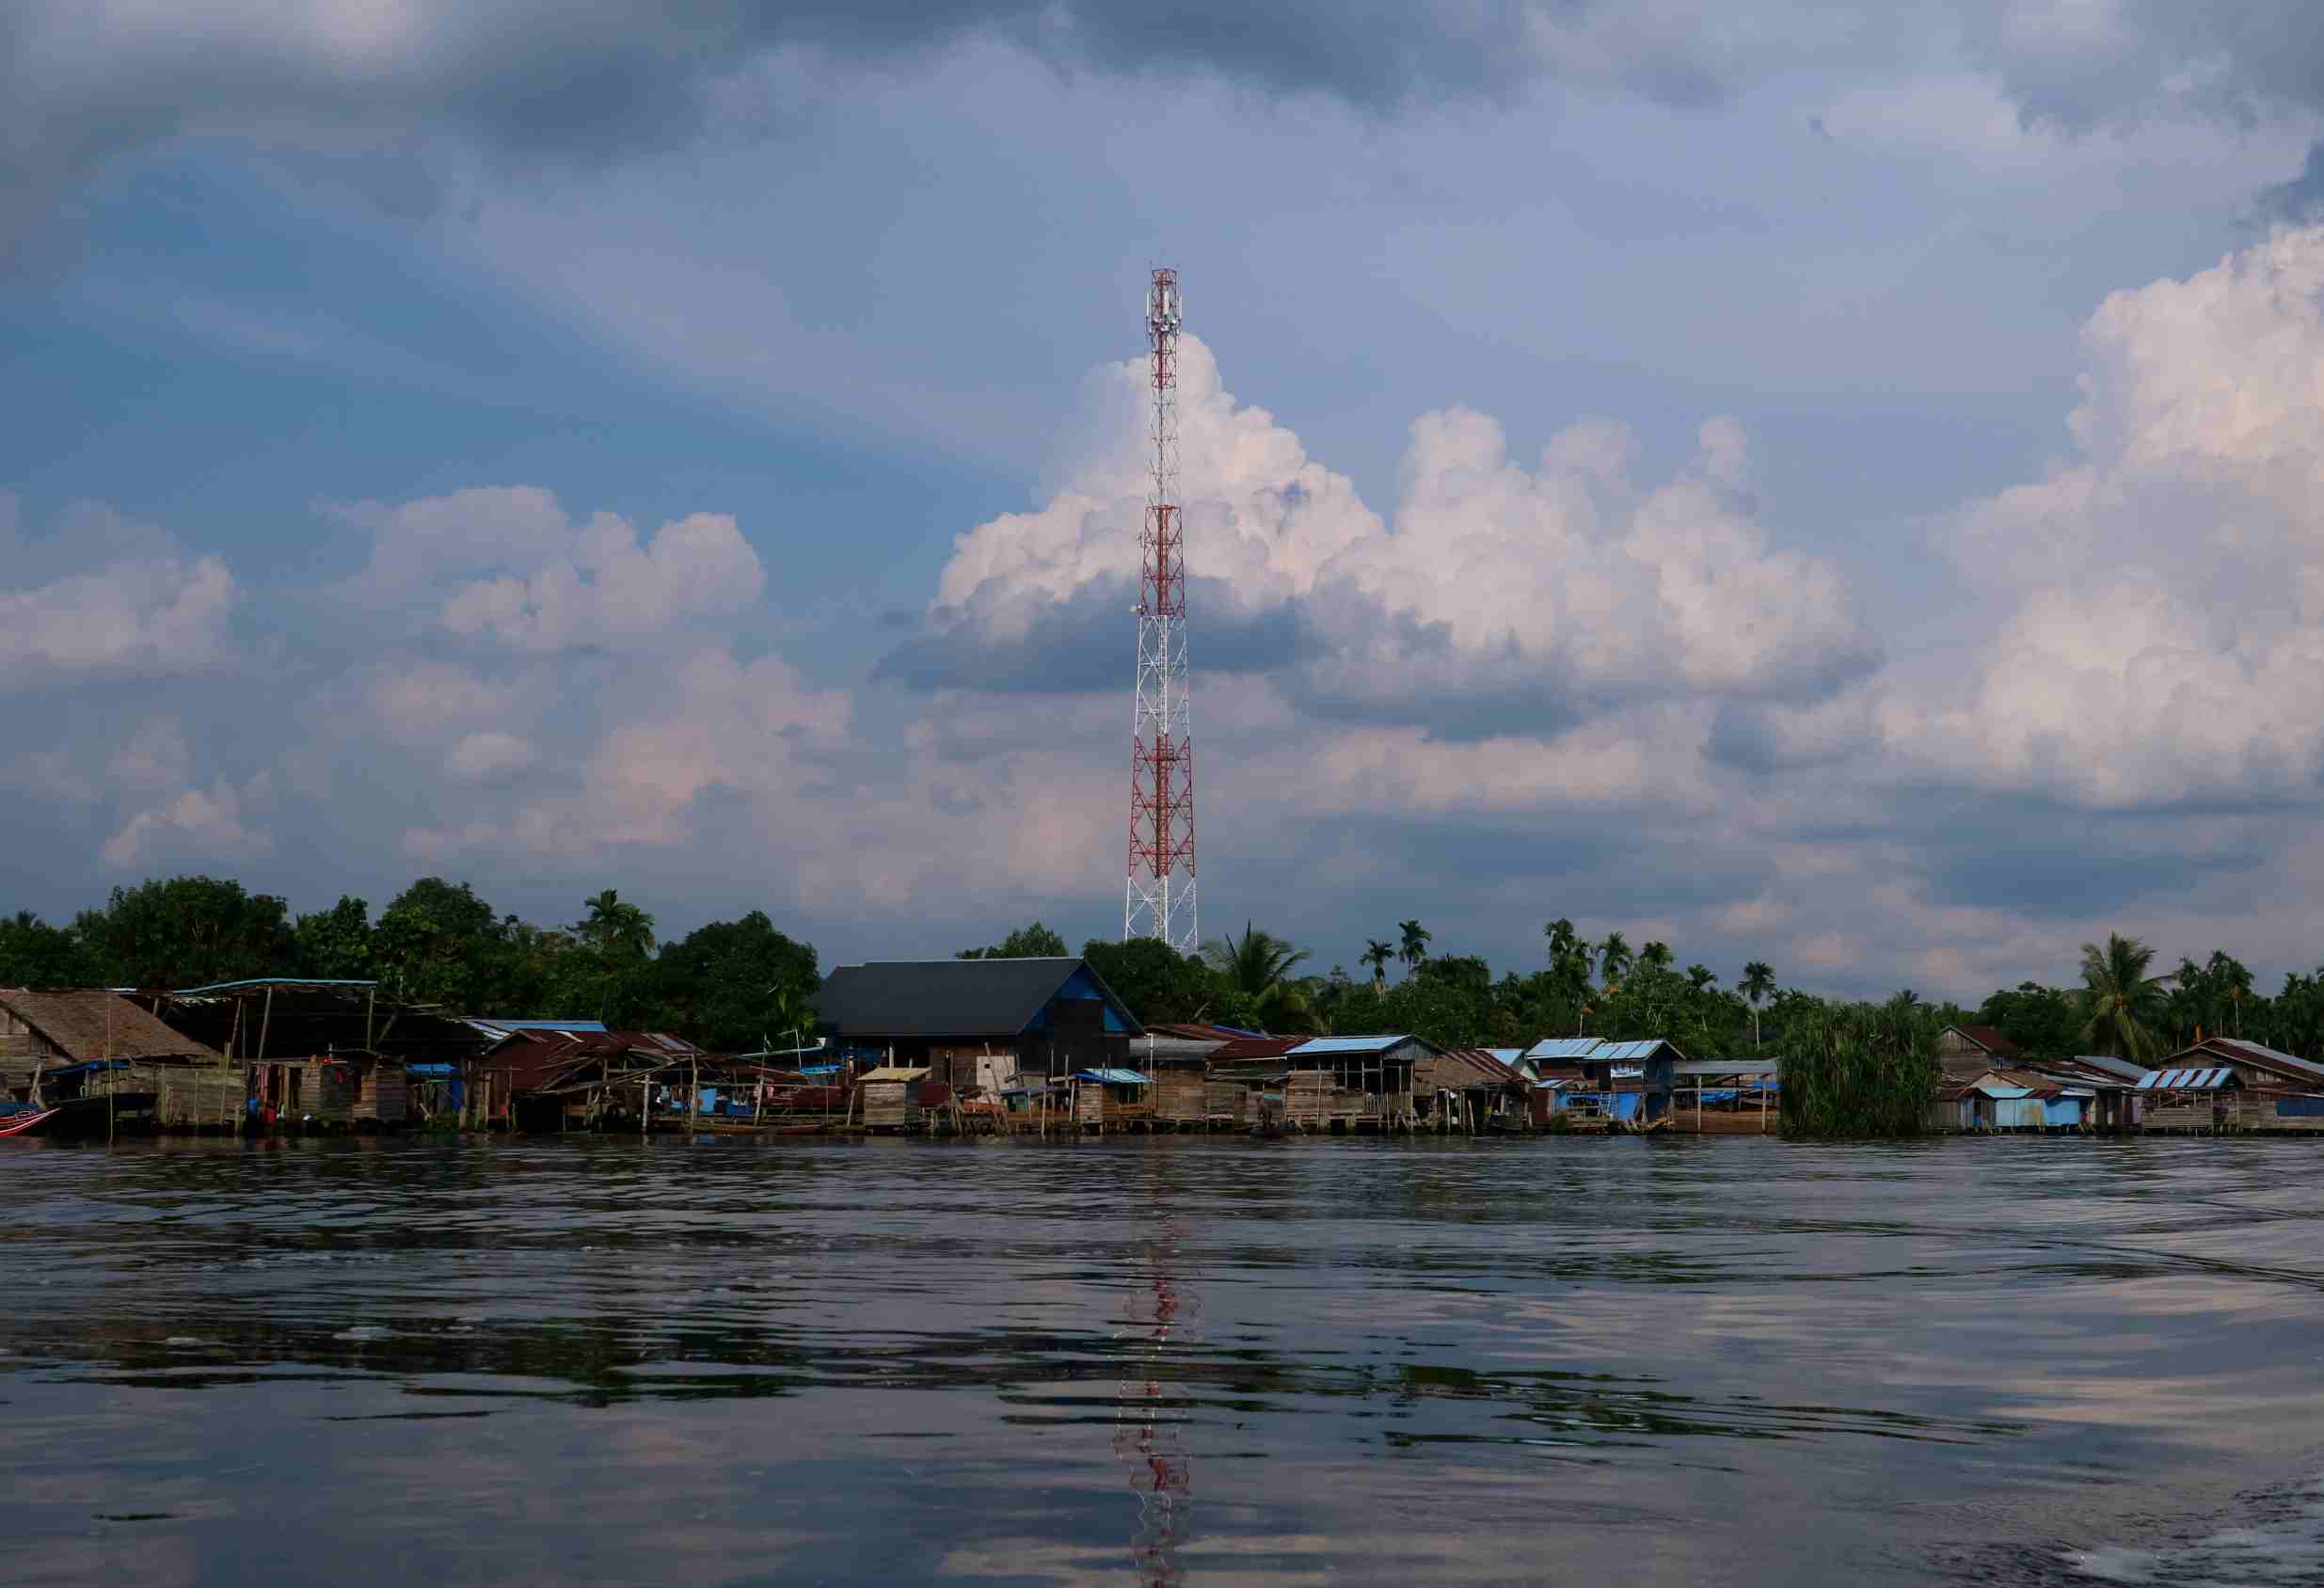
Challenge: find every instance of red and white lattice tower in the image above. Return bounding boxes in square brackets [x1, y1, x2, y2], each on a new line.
[1124, 267, 1198, 952]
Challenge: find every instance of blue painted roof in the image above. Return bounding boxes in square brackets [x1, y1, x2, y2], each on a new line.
[1288, 1035, 1415, 1056]
[1074, 1069, 1152, 1086]
[2136, 1067, 2235, 1091]
[1526, 1037, 1602, 1061]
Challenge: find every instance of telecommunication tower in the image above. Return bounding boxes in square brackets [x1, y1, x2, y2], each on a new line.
[1123, 267, 1198, 953]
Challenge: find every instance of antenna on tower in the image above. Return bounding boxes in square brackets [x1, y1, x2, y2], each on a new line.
[1124, 267, 1198, 954]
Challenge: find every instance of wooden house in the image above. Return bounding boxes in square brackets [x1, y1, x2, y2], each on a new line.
[1128, 1033, 1233, 1128]
[0, 987, 236, 1128]
[2144, 1040, 2324, 1134]
[1416, 1048, 1531, 1132]
[1072, 1068, 1154, 1132]
[816, 957, 1143, 1088]
[1273, 1035, 1428, 1131]
[1935, 1024, 2022, 1081]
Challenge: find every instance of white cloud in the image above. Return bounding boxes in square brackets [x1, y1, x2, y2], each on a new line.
[102, 777, 272, 867]
[438, 510, 765, 651]
[921, 336, 1874, 723]
[443, 730, 539, 783]
[0, 500, 235, 687]
[107, 718, 194, 791]
[328, 484, 572, 598]
[1904, 225, 2324, 805]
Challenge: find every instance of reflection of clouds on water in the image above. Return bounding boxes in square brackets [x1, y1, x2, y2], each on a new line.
[2067, 1473, 2324, 1585]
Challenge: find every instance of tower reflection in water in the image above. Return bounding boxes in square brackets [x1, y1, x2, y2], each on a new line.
[1113, 1205, 1198, 1586]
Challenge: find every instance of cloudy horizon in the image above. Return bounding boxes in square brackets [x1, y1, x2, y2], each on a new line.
[8, 3, 2324, 1001]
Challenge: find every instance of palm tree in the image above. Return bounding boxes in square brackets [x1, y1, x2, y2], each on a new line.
[1204, 923, 1313, 1027]
[1598, 930, 1632, 994]
[1685, 964, 1716, 993]
[2208, 951, 2253, 1038]
[1360, 938, 1393, 992]
[1740, 961, 1775, 1049]
[1640, 940, 1674, 973]
[1396, 919, 1431, 976]
[1544, 917, 1578, 967]
[2078, 933, 2173, 1066]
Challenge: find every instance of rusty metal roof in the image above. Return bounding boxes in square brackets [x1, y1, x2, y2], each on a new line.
[1946, 1024, 2021, 1056]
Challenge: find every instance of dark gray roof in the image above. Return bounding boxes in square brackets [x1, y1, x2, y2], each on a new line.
[817, 957, 1141, 1040]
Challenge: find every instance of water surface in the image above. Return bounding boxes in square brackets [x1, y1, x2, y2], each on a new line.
[3, 1135, 2319, 1585]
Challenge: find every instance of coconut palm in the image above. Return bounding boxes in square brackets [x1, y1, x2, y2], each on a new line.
[2208, 951, 2254, 1038]
[1640, 941, 1674, 973]
[1204, 923, 1313, 1026]
[1598, 930, 1633, 994]
[1361, 938, 1393, 992]
[1740, 961, 1775, 1048]
[1397, 919, 1431, 975]
[2078, 933, 2173, 1066]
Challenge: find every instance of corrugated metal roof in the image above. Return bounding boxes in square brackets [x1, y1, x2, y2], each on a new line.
[1944, 1024, 2020, 1056]
[1289, 1034, 1416, 1055]
[2136, 1067, 2235, 1091]
[1674, 1060, 1779, 1078]
[1074, 1068, 1151, 1086]
[1209, 1035, 1305, 1062]
[2199, 1040, 2324, 1085]
[2067, 1054, 2149, 1082]
[1595, 1040, 1679, 1062]
[858, 1065, 932, 1082]
[1525, 1037, 1603, 1061]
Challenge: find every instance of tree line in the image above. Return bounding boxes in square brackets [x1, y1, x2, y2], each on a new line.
[4, 875, 2298, 1065]
[0, 876, 819, 1055]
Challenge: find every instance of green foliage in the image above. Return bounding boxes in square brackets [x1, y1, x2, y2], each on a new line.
[74, 875, 294, 988]
[957, 921, 1070, 959]
[1202, 922, 1315, 1031]
[1081, 937, 1216, 1025]
[1975, 980, 2082, 1058]
[1781, 995, 1943, 1138]
[0, 910, 110, 986]
[647, 911, 819, 1052]
[374, 878, 509, 1010]
[2077, 932, 2171, 1065]
[1396, 919, 1430, 972]
[293, 896, 374, 979]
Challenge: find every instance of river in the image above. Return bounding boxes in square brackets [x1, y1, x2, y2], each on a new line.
[2, 1134, 2319, 1585]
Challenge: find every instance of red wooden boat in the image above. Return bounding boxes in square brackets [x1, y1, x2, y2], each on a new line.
[0, 1104, 60, 1139]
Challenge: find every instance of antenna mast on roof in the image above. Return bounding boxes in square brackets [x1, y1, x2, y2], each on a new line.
[1124, 266, 1199, 954]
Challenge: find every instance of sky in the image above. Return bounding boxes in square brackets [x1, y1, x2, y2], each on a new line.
[8, 2, 2324, 1001]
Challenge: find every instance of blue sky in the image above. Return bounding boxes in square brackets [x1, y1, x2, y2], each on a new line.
[8, 3, 2324, 1000]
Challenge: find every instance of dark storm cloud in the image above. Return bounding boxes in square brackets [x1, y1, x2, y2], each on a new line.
[877, 565, 1879, 741]
[0, 1, 1714, 246]
[1968, 3, 2324, 134]
[870, 572, 1315, 694]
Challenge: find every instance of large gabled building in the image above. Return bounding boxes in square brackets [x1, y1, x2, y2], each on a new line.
[816, 956, 1142, 1088]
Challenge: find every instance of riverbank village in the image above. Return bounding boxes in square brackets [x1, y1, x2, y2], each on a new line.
[7, 955, 2324, 1140]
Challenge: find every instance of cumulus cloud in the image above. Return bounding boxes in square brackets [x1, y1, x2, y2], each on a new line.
[438, 510, 764, 650]
[102, 776, 272, 867]
[443, 730, 539, 784]
[1904, 225, 2324, 806]
[0, 498, 236, 686]
[888, 336, 1876, 736]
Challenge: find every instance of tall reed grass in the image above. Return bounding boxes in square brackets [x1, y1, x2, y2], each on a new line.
[1780, 999, 1942, 1138]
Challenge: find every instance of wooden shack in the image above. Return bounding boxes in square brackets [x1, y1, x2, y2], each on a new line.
[1125, 1033, 1230, 1129]
[1934, 1024, 2023, 1082]
[1071, 1068, 1153, 1132]
[858, 1065, 931, 1131]
[1416, 1048, 1531, 1132]
[1274, 1035, 1427, 1132]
